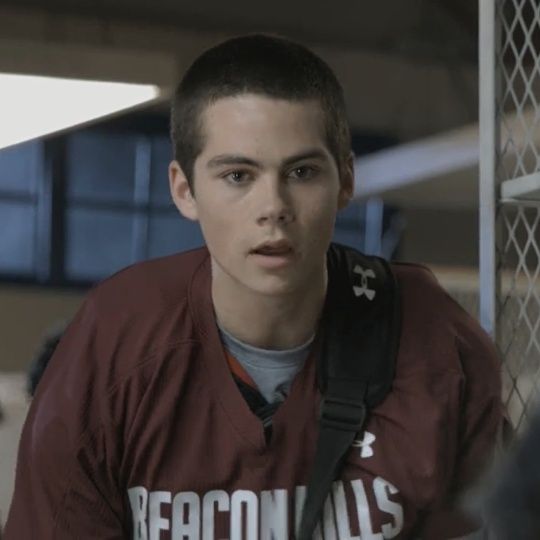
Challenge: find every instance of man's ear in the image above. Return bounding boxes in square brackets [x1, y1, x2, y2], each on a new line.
[338, 152, 354, 210]
[169, 160, 198, 221]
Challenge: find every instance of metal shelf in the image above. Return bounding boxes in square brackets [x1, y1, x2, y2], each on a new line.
[501, 172, 540, 202]
[353, 108, 539, 209]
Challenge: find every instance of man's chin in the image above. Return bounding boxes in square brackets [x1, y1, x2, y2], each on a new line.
[247, 274, 306, 298]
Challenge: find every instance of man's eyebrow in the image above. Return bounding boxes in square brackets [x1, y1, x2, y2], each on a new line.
[206, 155, 261, 169]
[206, 149, 329, 170]
[281, 149, 329, 167]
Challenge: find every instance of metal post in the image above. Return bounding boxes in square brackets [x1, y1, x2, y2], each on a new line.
[479, 0, 499, 339]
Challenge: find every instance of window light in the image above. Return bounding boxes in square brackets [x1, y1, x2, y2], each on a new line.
[0, 74, 161, 150]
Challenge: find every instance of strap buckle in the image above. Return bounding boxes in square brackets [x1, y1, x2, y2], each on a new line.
[319, 396, 367, 432]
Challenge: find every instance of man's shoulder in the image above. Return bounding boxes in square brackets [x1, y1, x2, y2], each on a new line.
[390, 260, 478, 327]
[50, 247, 211, 396]
[391, 260, 499, 386]
[390, 260, 456, 316]
[87, 246, 209, 313]
[391, 261, 441, 292]
[76, 246, 210, 365]
[390, 259, 478, 332]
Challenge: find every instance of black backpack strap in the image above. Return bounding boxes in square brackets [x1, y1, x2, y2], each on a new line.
[298, 243, 401, 540]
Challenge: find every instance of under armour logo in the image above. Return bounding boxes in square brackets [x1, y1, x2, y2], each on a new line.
[351, 431, 376, 458]
[353, 265, 376, 300]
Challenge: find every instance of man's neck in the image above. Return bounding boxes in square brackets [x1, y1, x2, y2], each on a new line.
[211, 264, 327, 350]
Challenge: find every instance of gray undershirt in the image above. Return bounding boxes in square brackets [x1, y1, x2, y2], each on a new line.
[218, 324, 314, 404]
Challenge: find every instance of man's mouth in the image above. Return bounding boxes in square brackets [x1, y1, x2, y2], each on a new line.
[251, 240, 294, 256]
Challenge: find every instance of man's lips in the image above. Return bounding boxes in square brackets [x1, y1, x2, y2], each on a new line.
[251, 240, 294, 255]
[250, 241, 295, 269]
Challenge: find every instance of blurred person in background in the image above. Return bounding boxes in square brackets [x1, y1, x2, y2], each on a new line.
[26, 323, 66, 398]
[474, 408, 540, 539]
[5, 34, 503, 539]
[0, 322, 64, 538]
[0, 399, 3, 539]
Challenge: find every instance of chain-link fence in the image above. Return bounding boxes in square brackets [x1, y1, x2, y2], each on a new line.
[499, 204, 540, 432]
[485, 0, 540, 432]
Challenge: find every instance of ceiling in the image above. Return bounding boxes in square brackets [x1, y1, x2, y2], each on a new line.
[1, 0, 479, 64]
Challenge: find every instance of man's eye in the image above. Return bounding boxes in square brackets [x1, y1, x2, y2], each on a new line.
[289, 166, 316, 180]
[225, 171, 249, 184]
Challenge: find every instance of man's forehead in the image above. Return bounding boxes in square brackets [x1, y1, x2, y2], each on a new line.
[197, 94, 328, 156]
[207, 92, 323, 109]
[200, 94, 325, 128]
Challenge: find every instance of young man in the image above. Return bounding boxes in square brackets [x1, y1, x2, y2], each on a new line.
[5, 35, 502, 539]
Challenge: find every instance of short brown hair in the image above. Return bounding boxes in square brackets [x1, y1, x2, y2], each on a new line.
[170, 34, 351, 191]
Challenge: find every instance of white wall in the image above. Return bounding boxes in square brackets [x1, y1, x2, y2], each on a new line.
[0, 285, 84, 372]
[0, 373, 28, 528]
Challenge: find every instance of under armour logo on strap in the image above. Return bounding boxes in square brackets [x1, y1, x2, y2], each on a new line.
[351, 431, 376, 458]
[352, 265, 376, 300]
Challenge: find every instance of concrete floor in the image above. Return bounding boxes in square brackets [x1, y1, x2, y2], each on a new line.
[0, 372, 29, 528]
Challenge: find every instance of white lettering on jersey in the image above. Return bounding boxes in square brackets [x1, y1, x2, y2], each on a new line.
[373, 477, 404, 538]
[202, 490, 229, 540]
[351, 431, 376, 458]
[230, 490, 258, 540]
[260, 489, 288, 539]
[351, 480, 383, 540]
[128, 486, 149, 540]
[172, 491, 199, 539]
[148, 490, 171, 540]
[294, 485, 337, 540]
[333, 481, 360, 539]
[320, 494, 338, 540]
[129, 478, 404, 539]
[294, 485, 307, 536]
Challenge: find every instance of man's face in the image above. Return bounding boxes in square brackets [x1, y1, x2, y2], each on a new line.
[169, 94, 353, 298]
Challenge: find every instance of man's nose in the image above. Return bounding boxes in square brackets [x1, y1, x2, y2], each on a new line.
[255, 176, 294, 226]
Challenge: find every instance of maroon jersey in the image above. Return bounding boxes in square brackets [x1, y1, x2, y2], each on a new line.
[5, 247, 502, 539]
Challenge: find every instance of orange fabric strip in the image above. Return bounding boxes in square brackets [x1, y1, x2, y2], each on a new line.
[224, 349, 257, 389]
